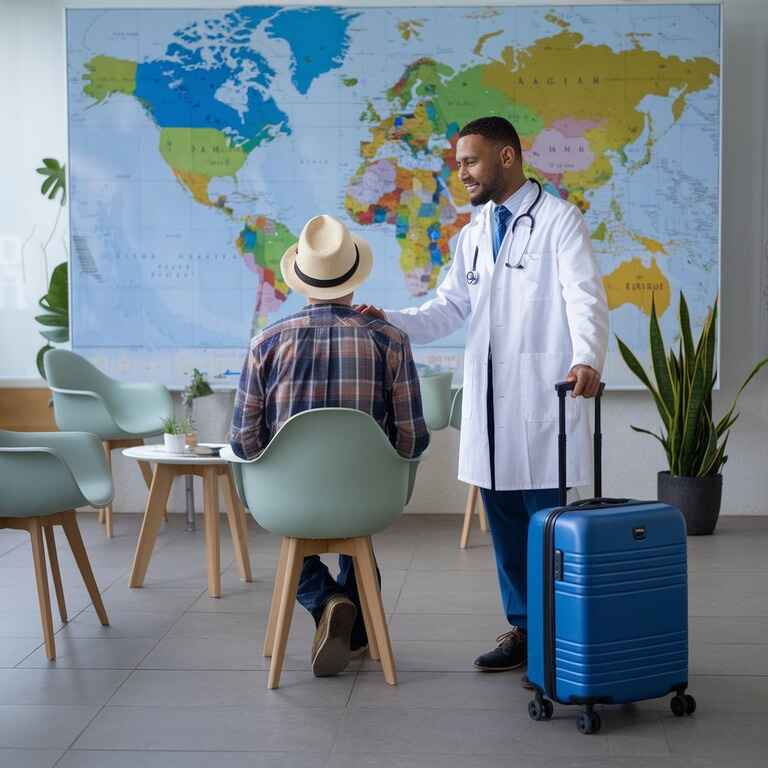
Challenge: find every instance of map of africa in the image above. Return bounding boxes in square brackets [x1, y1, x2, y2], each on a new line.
[66, 4, 721, 388]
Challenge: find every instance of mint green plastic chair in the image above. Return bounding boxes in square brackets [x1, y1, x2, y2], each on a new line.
[448, 387, 488, 548]
[223, 408, 424, 689]
[418, 371, 453, 431]
[0, 430, 112, 659]
[44, 349, 173, 537]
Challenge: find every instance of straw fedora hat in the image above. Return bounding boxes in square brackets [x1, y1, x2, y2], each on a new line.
[281, 215, 373, 300]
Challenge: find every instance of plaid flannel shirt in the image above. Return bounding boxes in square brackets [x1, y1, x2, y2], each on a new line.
[230, 304, 430, 461]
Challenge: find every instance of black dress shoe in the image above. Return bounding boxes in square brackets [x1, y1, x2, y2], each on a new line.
[473, 627, 526, 671]
[521, 673, 535, 690]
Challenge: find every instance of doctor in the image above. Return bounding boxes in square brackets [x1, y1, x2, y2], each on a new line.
[360, 116, 608, 683]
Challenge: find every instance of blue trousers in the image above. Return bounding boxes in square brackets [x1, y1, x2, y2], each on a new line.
[296, 554, 380, 650]
[479, 487, 559, 630]
[484, 353, 558, 630]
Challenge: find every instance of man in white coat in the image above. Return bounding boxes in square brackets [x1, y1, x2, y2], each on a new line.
[360, 116, 609, 685]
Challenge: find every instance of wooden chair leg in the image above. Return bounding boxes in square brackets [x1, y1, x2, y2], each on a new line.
[264, 537, 289, 657]
[203, 468, 221, 598]
[224, 472, 252, 583]
[354, 536, 396, 685]
[43, 524, 67, 623]
[355, 560, 380, 660]
[129, 464, 174, 588]
[29, 518, 55, 660]
[61, 511, 109, 626]
[102, 442, 114, 537]
[460, 484, 478, 549]
[268, 537, 304, 690]
[477, 491, 488, 532]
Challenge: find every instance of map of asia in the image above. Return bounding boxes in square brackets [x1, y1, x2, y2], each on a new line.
[66, 4, 721, 387]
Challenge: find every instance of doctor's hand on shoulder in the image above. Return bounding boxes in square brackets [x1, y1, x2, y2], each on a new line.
[566, 364, 601, 398]
[355, 304, 386, 321]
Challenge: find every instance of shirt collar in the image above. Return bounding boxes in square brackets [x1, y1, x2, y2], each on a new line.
[497, 179, 533, 219]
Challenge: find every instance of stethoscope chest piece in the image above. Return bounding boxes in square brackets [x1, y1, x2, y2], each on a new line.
[466, 269, 479, 285]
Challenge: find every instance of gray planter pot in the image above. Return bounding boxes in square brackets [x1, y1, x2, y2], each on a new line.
[657, 471, 723, 536]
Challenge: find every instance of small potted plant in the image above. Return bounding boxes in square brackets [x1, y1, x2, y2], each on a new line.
[182, 368, 214, 443]
[162, 416, 192, 454]
[617, 292, 768, 535]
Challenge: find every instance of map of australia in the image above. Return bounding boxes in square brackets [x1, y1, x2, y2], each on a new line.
[66, 5, 720, 387]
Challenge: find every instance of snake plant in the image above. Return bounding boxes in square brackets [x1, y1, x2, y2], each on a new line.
[617, 293, 768, 477]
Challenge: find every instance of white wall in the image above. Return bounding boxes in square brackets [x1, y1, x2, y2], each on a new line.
[2, 0, 767, 515]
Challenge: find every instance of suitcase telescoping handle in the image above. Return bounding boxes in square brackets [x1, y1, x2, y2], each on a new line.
[555, 380, 606, 507]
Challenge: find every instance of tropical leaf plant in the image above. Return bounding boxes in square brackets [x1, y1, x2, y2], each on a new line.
[617, 292, 768, 477]
[35, 262, 69, 378]
[33, 156, 69, 378]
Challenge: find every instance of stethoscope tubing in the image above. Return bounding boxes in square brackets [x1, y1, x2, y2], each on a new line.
[466, 178, 543, 285]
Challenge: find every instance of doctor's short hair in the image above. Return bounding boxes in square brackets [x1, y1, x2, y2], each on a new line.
[459, 117, 522, 160]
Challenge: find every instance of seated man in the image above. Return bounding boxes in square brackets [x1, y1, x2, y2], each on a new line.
[230, 214, 430, 677]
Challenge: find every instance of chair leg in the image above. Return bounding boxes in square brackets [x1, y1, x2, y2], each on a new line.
[354, 536, 396, 685]
[61, 511, 109, 626]
[354, 559, 380, 660]
[129, 464, 174, 588]
[477, 490, 488, 532]
[224, 472, 252, 583]
[268, 537, 304, 690]
[203, 468, 222, 598]
[102, 442, 114, 537]
[264, 536, 289, 657]
[29, 518, 55, 661]
[43, 524, 67, 624]
[460, 484, 478, 549]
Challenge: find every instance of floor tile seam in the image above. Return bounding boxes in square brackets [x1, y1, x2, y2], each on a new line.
[56, 590, 199, 755]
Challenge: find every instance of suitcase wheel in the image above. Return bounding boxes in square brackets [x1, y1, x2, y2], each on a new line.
[576, 709, 601, 735]
[671, 693, 696, 717]
[528, 695, 554, 722]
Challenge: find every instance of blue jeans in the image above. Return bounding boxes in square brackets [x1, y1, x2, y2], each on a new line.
[484, 352, 558, 630]
[480, 487, 559, 630]
[297, 554, 380, 650]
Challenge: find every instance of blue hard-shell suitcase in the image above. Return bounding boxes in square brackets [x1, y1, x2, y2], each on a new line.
[526, 381, 696, 734]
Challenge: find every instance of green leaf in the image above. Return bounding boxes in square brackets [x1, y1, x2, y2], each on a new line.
[617, 335, 670, 429]
[679, 354, 708, 474]
[36, 344, 53, 379]
[34, 313, 68, 327]
[40, 327, 68, 343]
[38, 297, 67, 316]
[649, 296, 674, 419]
[679, 292, 695, 367]
[36, 158, 66, 204]
[696, 416, 718, 477]
[46, 263, 68, 311]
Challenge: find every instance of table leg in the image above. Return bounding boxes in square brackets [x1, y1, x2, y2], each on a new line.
[129, 464, 174, 588]
[203, 468, 221, 598]
[185, 475, 196, 532]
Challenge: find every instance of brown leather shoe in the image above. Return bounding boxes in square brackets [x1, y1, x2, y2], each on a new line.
[311, 595, 357, 677]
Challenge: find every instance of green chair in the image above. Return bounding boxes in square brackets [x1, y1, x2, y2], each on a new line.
[0, 430, 111, 660]
[418, 370, 454, 431]
[449, 387, 489, 549]
[44, 349, 173, 537]
[223, 408, 424, 689]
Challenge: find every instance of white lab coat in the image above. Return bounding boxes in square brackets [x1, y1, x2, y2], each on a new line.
[386, 185, 609, 490]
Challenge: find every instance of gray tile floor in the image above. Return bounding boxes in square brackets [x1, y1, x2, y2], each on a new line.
[0, 512, 766, 767]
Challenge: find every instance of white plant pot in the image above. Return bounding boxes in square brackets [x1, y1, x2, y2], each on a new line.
[164, 433, 187, 453]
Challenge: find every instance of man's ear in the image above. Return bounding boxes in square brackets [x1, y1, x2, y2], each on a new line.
[500, 145, 517, 167]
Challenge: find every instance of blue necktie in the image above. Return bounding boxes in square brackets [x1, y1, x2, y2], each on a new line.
[492, 205, 512, 263]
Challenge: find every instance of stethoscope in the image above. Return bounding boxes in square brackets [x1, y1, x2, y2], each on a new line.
[466, 178, 543, 285]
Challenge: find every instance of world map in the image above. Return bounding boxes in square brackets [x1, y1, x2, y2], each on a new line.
[66, 5, 721, 388]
